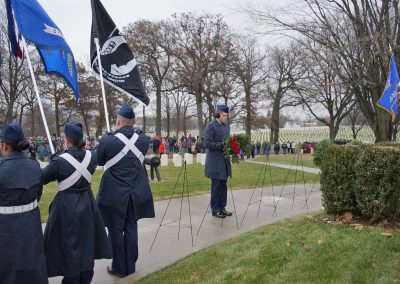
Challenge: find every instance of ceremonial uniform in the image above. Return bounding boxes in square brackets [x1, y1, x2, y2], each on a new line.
[43, 122, 111, 283]
[97, 104, 155, 277]
[204, 105, 232, 217]
[0, 124, 48, 284]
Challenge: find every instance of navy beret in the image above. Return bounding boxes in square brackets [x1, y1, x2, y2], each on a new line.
[0, 123, 25, 142]
[118, 103, 135, 119]
[216, 104, 229, 113]
[65, 121, 83, 143]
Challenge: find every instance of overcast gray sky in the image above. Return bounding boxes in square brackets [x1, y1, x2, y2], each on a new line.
[37, 0, 272, 62]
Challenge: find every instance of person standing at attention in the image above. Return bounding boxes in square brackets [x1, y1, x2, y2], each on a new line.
[97, 104, 155, 277]
[204, 104, 233, 218]
[0, 123, 48, 284]
[43, 122, 111, 284]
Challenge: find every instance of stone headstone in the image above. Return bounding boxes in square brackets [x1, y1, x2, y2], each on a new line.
[201, 153, 206, 165]
[184, 153, 193, 165]
[173, 154, 182, 167]
[160, 154, 168, 166]
[196, 153, 202, 163]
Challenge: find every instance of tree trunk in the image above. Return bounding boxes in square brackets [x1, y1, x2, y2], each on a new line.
[142, 106, 146, 133]
[82, 112, 90, 137]
[54, 96, 61, 137]
[245, 87, 252, 137]
[176, 105, 181, 137]
[166, 97, 170, 137]
[5, 102, 14, 123]
[31, 109, 35, 137]
[156, 84, 162, 136]
[372, 109, 392, 142]
[270, 94, 281, 143]
[195, 88, 204, 138]
[96, 94, 105, 137]
[18, 104, 24, 125]
[183, 107, 187, 137]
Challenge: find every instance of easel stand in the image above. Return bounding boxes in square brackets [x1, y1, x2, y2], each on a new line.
[272, 150, 312, 217]
[149, 161, 193, 252]
[241, 154, 278, 225]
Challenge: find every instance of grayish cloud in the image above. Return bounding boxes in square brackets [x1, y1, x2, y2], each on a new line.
[38, 0, 270, 62]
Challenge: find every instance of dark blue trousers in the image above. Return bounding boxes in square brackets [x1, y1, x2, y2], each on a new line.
[211, 179, 227, 213]
[107, 201, 138, 276]
[61, 270, 94, 284]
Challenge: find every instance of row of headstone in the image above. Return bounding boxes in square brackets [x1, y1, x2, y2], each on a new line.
[160, 153, 206, 167]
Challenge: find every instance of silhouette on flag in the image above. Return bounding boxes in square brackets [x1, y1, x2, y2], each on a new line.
[90, 0, 149, 106]
[10, 0, 80, 101]
[377, 54, 400, 122]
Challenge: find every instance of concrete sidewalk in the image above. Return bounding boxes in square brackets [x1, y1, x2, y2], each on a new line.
[246, 160, 321, 174]
[48, 183, 322, 283]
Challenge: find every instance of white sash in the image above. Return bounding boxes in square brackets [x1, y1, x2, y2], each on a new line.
[104, 133, 144, 171]
[57, 150, 92, 191]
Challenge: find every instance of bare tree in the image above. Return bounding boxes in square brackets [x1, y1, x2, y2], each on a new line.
[124, 20, 174, 137]
[244, 0, 400, 142]
[267, 43, 305, 143]
[297, 44, 355, 141]
[0, 25, 31, 123]
[169, 13, 234, 138]
[231, 36, 268, 136]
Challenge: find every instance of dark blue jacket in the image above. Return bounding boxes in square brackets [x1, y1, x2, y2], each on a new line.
[96, 127, 155, 229]
[0, 152, 48, 284]
[204, 119, 232, 180]
[43, 147, 112, 277]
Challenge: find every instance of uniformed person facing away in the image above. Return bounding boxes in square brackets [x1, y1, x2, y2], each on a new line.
[204, 104, 233, 218]
[43, 122, 111, 284]
[0, 123, 48, 284]
[97, 104, 155, 278]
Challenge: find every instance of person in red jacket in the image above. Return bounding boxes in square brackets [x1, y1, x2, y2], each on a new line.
[159, 140, 165, 155]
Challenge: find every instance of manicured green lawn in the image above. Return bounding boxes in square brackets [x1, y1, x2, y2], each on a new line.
[39, 163, 319, 222]
[252, 153, 318, 168]
[138, 213, 400, 283]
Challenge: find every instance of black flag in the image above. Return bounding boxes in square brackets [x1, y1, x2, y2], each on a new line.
[90, 0, 149, 106]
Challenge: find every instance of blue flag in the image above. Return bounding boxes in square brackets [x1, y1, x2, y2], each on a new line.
[10, 0, 80, 101]
[5, 0, 23, 59]
[377, 55, 400, 122]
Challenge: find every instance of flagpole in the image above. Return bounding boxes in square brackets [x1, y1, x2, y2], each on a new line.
[94, 38, 111, 132]
[22, 38, 55, 154]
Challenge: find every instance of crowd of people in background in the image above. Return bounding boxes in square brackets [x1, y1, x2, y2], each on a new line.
[25, 134, 305, 162]
[150, 135, 205, 155]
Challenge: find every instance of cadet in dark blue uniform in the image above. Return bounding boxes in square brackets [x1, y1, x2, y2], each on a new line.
[43, 122, 112, 284]
[97, 104, 155, 277]
[0, 123, 48, 284]
[204, 105, 233, 218]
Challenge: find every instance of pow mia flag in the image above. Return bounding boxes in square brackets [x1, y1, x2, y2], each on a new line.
[90, 0, 149, 106]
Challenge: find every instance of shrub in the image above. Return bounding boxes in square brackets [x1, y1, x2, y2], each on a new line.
[320, 145, 362, 214]
[313, 139, 333, 167]
[354, 146, 400, 220]
[350, 139, 363, 145]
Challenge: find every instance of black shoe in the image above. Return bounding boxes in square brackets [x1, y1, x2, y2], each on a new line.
[212, 211, 226, 218]
[221, 209, 233, 216]
[107, 265, 126, 278]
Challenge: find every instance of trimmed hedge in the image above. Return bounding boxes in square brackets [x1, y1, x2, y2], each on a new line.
[313, 139, 333, 167]
[320, 145, 362, 214]
[355, 146, 400, 220]
[320, 144, 400, 220]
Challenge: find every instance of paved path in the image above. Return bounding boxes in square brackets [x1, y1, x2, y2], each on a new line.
[47, 183, 322, 283]
[245, 160, 321, 174]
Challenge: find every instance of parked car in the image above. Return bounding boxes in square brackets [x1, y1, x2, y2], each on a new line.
[334, 139, 350, 145]
[301, 142, 318, 153]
